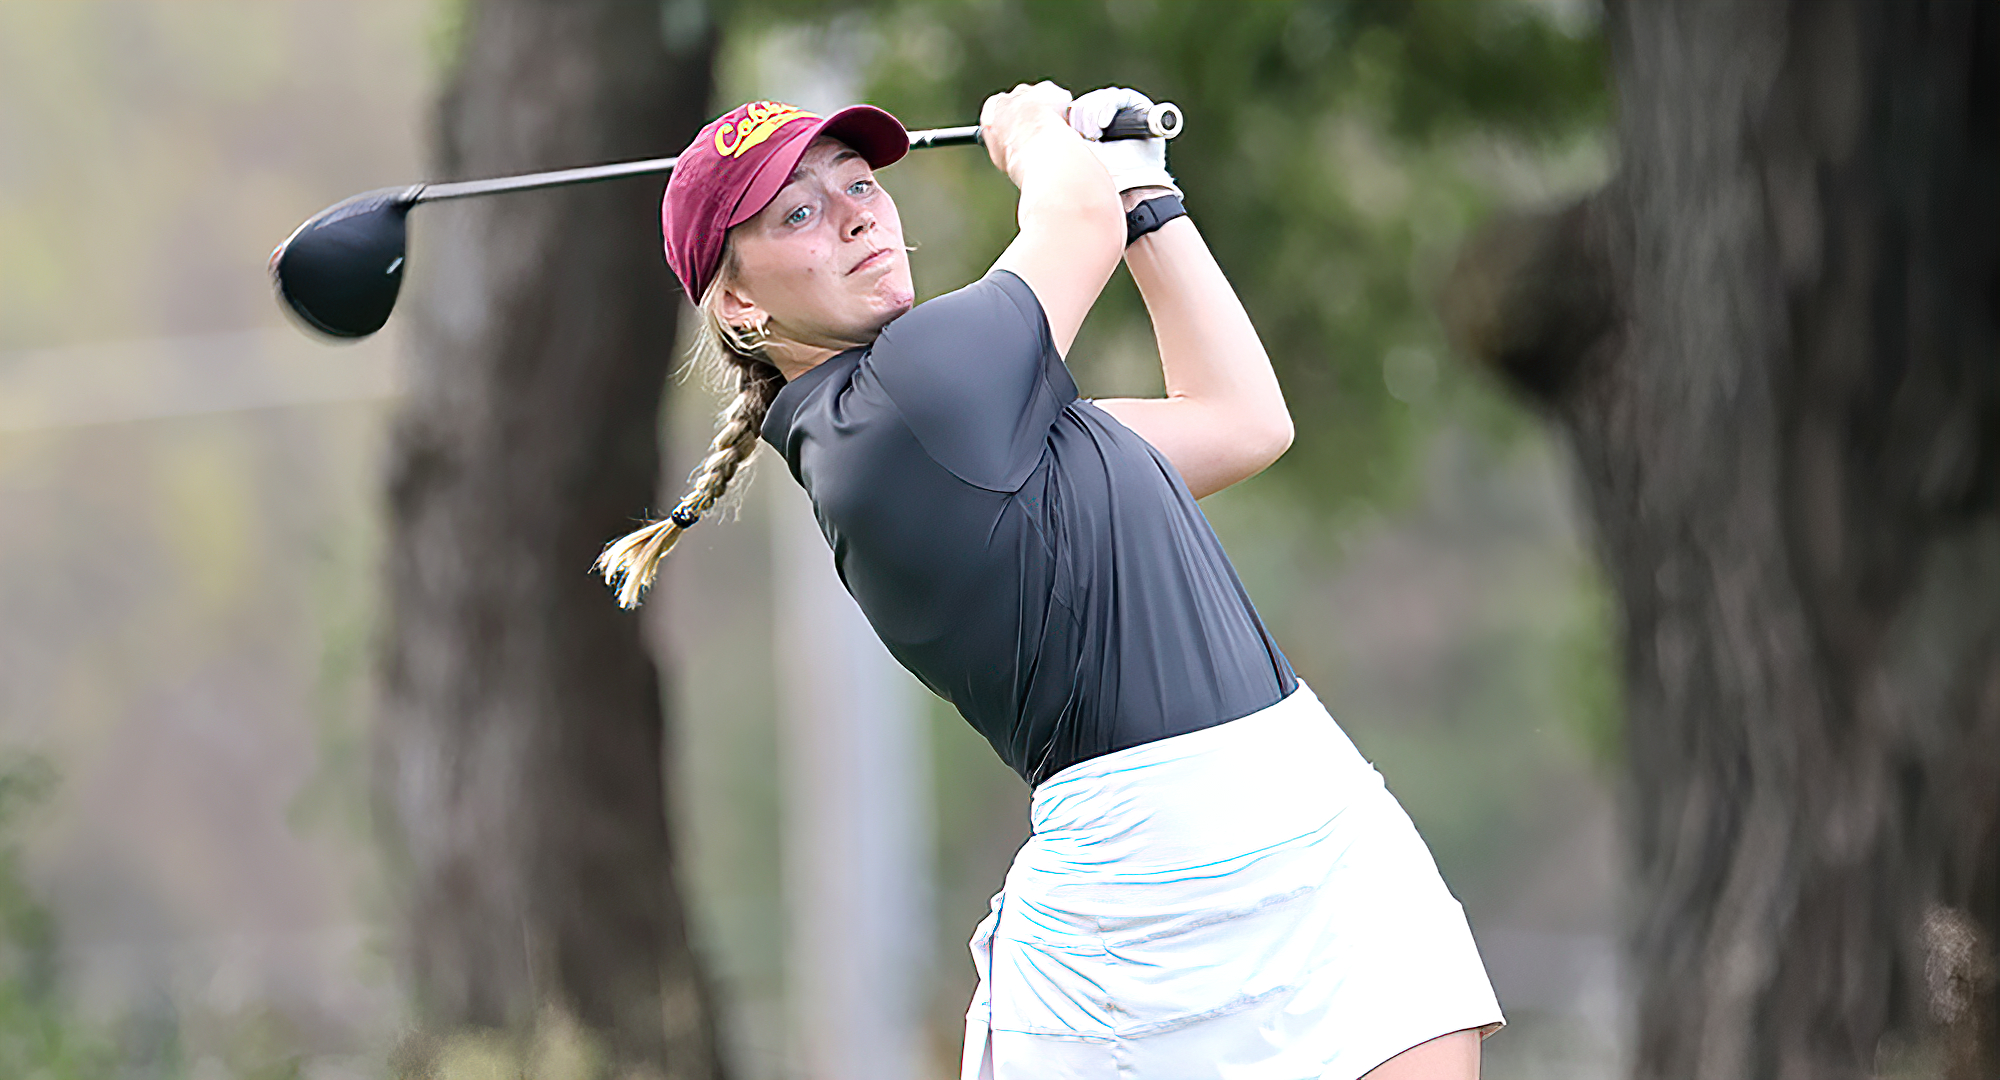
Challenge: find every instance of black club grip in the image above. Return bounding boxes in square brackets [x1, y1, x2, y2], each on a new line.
[1100, 102, 1183, 141]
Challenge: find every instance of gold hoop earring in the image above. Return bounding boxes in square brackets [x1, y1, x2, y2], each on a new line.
[731, 317, 772, 353]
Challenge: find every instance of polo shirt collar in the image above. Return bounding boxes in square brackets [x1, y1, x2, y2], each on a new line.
[760, 345, 867, 450]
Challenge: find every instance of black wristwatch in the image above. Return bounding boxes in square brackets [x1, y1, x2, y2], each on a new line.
[1125, 193, 1187, 245]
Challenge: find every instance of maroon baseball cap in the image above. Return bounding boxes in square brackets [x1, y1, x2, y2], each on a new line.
[662, 100, 908, 299]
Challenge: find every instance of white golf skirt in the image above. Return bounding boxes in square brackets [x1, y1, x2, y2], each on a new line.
[961, 681, 1503, 1080]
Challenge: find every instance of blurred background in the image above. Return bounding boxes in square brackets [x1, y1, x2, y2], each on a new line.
[2, 3, 1990, 1080]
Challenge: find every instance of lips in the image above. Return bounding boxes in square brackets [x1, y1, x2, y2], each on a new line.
[848, 247, 893, 275]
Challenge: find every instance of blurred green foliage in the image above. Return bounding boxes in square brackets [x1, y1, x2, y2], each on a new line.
[0, 754, 119, 1080]
[832, 0, 1607, 518]
[0, 754, 316, 1076]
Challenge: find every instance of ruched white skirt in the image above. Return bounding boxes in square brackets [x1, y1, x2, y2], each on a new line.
[961, 681, 1503, 1080]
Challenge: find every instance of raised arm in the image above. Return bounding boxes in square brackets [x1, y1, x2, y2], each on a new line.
[1068, 86, 1291, 499]
[980, 82, 1126, 355]
[1091, 189, 1294, 499]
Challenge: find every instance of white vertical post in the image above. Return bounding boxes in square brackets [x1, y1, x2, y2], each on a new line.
[772, 477, 932, 1080]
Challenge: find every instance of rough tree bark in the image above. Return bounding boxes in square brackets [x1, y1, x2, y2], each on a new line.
[374, 1, 724, 1075]
[1443, 1, 1998, 1077]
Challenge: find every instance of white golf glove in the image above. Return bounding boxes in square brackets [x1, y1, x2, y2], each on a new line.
[1068, 86, 1180, 196]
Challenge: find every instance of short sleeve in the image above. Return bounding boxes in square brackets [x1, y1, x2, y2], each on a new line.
[862, 270, 1079, 492]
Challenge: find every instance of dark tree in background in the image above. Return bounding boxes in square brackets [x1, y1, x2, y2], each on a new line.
[373, 0, 725, 1075]
[1448, 1, 1998, 1076]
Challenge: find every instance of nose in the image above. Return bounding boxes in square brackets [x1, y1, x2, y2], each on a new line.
[840, 198, 875, 240]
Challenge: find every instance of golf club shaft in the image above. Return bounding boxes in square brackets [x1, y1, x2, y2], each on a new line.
[417, 156, 682, 203]
[410, 126, 981, 204]
[409, 103, 1171, 204]
[905, 125, 982, 151]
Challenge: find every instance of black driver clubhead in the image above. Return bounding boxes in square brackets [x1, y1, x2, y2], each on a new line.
[270, 185, 419, 339]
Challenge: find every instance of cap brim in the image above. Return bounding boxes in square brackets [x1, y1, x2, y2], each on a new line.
[818, 104, 909, 169]
[726, 104, 910, 228]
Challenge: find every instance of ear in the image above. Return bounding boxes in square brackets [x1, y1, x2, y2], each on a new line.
[715, 282, 765, 330]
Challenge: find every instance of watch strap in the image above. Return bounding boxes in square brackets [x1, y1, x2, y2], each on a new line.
[1125, 194, 1187, 245]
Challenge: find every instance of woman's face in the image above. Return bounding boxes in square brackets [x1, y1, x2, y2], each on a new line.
[720, 135, 915, 352]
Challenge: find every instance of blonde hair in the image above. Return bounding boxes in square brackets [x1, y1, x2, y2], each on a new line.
[596, 246, 783, 608]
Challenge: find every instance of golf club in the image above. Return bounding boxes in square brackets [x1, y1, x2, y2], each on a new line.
[270, 102, 1183, 341]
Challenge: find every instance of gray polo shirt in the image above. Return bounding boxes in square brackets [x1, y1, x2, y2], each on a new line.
[762, 269, 1295, 786]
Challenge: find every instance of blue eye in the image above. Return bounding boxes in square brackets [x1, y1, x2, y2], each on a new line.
[785, 204, 811, 226]
[848, 178, 873, 196]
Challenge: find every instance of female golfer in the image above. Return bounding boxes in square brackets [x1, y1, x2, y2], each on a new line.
[599, 84, 1503, 1079]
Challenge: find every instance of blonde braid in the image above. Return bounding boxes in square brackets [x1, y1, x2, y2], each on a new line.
[597, 240, 782, 608]
[597, 357, 781, 608]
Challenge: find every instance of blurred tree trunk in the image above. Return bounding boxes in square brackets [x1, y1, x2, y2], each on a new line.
[374, 0, 723, 1076]
[1445, 1, 1998, 1077]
